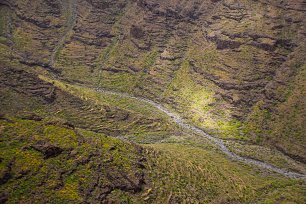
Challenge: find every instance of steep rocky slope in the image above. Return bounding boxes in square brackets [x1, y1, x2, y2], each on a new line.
[0, 65, 304, 202]
[0, 65, 175, 137]
[1, 0, 305, 161]
[0, 0, 306, 202]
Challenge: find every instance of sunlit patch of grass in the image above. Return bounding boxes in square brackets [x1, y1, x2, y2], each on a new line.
[99, 71, 138, 93]
[162, 59, 242, 139]
[143, 143, 306, 203]
[59, 174, 82, 202]
[40, 75, 173, 123]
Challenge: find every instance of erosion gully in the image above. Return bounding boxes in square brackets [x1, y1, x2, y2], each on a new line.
[96, 88, 306, 179]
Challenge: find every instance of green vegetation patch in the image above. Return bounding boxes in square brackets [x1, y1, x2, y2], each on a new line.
[143, 143, 306, 203]
[0, 118, 145, 203]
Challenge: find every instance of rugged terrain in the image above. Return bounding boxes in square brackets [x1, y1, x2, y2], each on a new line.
[0, 0, 306, 203]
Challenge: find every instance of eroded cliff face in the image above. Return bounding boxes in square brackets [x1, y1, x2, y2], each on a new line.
[0, 0, 305, 160]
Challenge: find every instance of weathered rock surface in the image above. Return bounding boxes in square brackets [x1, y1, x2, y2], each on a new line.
[0, 0, 305, 164]
[0, 66, 56, 102]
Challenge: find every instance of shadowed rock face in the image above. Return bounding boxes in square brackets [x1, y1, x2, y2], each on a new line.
[31, 141, 64, 159]
[0, 0, 305, 161]
[0, 66, 57, 103]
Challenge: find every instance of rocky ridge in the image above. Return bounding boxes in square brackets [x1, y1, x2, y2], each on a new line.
[0, 2, 305, 202]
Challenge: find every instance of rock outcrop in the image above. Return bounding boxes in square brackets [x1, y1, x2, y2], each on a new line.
[0, 0, 305, 164]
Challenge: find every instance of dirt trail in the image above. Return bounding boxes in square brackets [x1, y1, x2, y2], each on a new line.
[96, 88, 306, 179]
[50, 0, 77, 67]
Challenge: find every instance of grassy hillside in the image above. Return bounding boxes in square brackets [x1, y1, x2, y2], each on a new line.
[1, 0, 305, 160]
[1, 118, 305, 203]
[0, 117, 146, 203]
[0, 0, 305, 203]
[0, 63, 305, 202]
[144, 143, 306, 203]
[0, 65, 176, 141]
